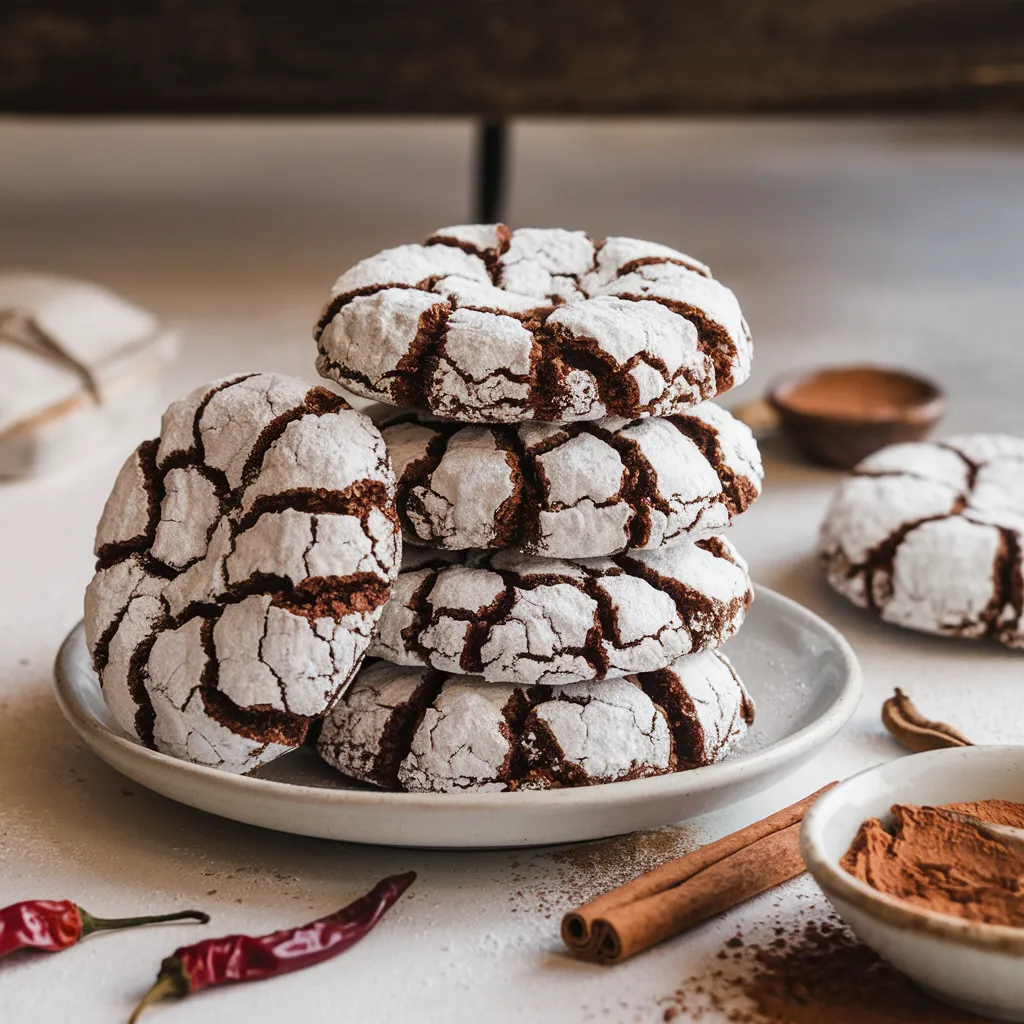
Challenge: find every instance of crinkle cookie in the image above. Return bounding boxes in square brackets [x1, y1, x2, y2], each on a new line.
[369, 540, 752, 686]
[317, 651, 754, 792]
[314, 225, 752, 423]
[820, 434, 1024, 646]
[83, 374, 401, 773]
[382, 401, 762, 558]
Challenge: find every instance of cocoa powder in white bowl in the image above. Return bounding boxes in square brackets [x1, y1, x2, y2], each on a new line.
[801, 746, 1024, 1022]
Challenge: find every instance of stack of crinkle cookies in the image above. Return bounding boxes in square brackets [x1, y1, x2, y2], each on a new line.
[84, 225, 764, 793]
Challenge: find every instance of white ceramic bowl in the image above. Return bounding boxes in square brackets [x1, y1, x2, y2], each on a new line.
[801, 746, 1024, 1022]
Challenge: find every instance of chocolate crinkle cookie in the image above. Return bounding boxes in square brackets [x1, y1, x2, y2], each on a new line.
[369, 540, 752, 687]
[84, 374, 401, 773]
[381, 401, 762, 559]
[820, 434, 1024, 646]
[317, 651, 754, 792]
[314, 225, 752, 423]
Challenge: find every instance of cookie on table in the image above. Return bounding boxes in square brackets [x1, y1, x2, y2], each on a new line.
[84, 374, 401, 774]
[369, 540, 752, 687]
[317, 651, 754, 792]
[381, 401, 762, 559]
[819, 434, 1024, 646]
[314, 225, 752, 424]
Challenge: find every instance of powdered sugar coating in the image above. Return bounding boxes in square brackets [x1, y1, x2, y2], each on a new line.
[84, 373, 401, 773]
[379, 401, 762, 558]
[316, 651, 753, 792]
[314, 225, 752, 423]
[369, 539, 752, 686]
[820, 434, 1024, 646]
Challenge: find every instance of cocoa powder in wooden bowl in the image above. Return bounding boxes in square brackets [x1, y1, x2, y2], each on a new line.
[768, 365, 945, 469]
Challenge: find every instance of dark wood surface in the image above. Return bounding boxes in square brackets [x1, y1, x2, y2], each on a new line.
[2, 1, 1024, 116]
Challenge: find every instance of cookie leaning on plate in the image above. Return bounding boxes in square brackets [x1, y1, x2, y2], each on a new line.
[317, 651, 753, 792]
[84, 373, 401, 773]
[369, 541, 752, 686]
[314, 225, 752, 423]
[382, 401, 762, 559]
[820, 434, 1024, 646]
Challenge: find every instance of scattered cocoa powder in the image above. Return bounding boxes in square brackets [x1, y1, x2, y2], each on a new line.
[507, 826, 698, 919]
[841, 799, 1024, 926]
[740, 922, 985, 1023]
[548, 827, 700, 900]
[660, 914, 986, 1023]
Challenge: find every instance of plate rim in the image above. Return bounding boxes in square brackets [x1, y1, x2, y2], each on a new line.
[54, 586, 861, 812]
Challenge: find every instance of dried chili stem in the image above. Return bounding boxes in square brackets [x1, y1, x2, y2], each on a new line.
[80, 909, 209, 937]
[127, 977, 185, 1024]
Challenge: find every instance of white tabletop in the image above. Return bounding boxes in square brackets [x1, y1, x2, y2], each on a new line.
[2, 118, 1023, 1023]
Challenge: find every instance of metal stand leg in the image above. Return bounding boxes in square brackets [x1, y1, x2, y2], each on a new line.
[476, 119, 508, 224]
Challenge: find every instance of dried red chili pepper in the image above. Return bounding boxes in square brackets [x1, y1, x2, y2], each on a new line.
[128, 871, 415, 1022]
[0, 899, 209, 957]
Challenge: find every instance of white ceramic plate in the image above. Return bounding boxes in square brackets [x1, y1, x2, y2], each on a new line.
[53, 587, 861, 849]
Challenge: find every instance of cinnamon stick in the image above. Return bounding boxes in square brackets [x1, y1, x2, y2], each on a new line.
[561, 783, 836, 964]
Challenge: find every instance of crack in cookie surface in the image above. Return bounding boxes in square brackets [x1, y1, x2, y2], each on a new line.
[84, 373, 401, 773]
[819, 434, 1024, 646]
[316, 651, 753, 792]
[314, 225, 752, 423]
[380, 401, 762, 559]
[370, 541, 752, 686]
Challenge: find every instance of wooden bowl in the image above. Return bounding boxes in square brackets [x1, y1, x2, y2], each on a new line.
[768, 365, 946, 469]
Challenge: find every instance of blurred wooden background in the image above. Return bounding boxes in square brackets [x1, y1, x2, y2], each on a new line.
[2, 1, 1024, 115]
